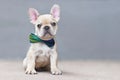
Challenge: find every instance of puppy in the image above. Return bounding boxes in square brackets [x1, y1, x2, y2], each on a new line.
[23, 4, 62, 75]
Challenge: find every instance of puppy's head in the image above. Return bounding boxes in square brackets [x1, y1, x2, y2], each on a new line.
[28, 4, 60, 40]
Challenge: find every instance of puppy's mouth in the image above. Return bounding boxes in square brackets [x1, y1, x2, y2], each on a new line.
[41, 31, 54, 40]
[44, 31, 52, 36]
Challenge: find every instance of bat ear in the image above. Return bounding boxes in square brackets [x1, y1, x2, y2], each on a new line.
[50, 4, 60, 22]
[28, 8, 39, 24]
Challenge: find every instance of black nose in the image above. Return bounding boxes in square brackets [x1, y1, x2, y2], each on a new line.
[44, 26, 50, 30]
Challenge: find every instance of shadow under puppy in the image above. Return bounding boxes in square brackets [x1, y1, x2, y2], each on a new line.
[23, 4, 62, 75]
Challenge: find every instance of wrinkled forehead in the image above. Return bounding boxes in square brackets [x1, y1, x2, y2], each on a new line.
[36, 14, 56, 24]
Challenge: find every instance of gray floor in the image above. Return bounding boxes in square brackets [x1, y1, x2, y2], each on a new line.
[0, 0, 120, 60]
[0, 60, 120, 80]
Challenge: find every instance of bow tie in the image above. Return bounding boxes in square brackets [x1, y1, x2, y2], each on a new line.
[29, 33, 55, 48]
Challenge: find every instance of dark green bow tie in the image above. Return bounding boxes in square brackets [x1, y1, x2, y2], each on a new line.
[29, 33, 55, 48]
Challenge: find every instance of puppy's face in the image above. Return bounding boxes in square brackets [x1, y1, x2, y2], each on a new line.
[28, 5, 60, 40]
[34, 15, 58, 40]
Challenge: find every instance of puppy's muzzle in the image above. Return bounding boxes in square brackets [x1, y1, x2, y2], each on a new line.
[43, 26, 53, 36]
[44, 26, 50, 31]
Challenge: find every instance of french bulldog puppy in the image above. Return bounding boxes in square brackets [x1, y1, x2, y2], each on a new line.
[23, 4, 62, 75]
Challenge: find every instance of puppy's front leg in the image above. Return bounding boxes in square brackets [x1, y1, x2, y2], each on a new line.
[50, 51, 62, 75]
[25, 50, 37, 74]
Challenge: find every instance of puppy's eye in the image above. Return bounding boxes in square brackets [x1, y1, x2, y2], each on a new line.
[51, 22, 56, 26]
[37, 24, 42, 28]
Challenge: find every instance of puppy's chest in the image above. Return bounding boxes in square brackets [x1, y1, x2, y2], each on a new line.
[33, 43, 53, 57]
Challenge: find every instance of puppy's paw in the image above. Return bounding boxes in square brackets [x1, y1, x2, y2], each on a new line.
[51, 68, 62, 75]
[25, 68, 37, 74]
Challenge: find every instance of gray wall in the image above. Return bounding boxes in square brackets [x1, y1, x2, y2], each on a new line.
[0, 0, 120, 60]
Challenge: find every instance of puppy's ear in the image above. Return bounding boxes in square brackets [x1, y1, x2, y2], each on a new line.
[28, 8, 39, 24]
[50, 4, 60, 22]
